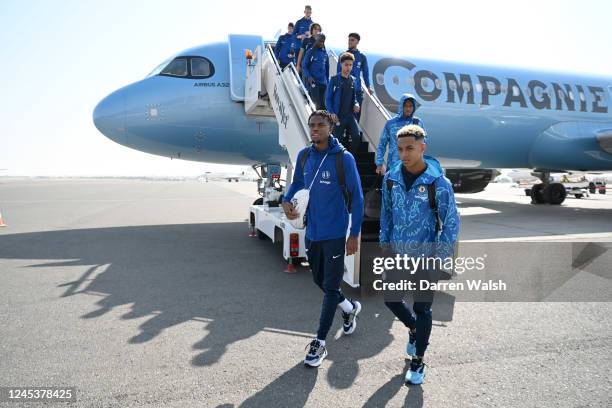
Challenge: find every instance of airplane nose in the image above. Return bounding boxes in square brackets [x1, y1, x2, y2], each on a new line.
[93, 89, 126, 146]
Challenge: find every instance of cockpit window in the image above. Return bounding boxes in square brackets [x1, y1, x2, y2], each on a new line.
[161, 58, 188, 77]
[156, 56, 215, 79]
[191, 57, 213, 77]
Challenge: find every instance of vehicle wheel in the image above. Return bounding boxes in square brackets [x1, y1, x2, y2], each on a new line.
[257, 229, 267, 240]
[599, 189, 606, 195]
[547, 183, 566, 205]
[253, 197, 264, 205]
[588, 183, 596, 194]
[530, 183, 547, 204]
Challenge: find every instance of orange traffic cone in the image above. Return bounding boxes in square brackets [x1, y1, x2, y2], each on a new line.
[0, 210, 6, 227]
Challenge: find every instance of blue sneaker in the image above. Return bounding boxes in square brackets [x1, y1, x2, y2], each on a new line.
[304, 339, 327, 367]
[406, 329, 416, 356]
[405, 357, 426, 385]
[342, 299, 361, 335]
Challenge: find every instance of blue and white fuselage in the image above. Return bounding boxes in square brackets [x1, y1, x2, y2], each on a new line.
[93, 37, 612, 172]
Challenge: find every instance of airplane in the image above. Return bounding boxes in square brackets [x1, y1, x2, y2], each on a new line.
[197, 169, 257, 182]
[93, 34, 612, 206]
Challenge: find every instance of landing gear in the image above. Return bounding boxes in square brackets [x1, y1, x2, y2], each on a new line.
[527, 172, 567, 205]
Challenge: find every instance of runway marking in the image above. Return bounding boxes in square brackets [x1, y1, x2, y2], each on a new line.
[463, 232, 612, 242]
[458, 206, 500, 216]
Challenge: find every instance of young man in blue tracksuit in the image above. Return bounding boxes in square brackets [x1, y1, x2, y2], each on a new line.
[274, 23, 299, 69]
[325, 52, 361, 155]
[296, 23, 321, 79]
[375, 94, 426, 175]
[302, 34, 329, 110]
[282, 110, 364, 368]
[293, 5, 313, 46]
[336, 32, 372, 122]
[380, 124, 460, 384]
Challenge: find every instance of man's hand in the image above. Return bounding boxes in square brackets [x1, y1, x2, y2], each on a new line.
[353, 104, 360, 113]
[346, 236, 359, 256]
[330, 113, 339, 123]
[375, 165, 386, 176]
[282, 202, 299, 220]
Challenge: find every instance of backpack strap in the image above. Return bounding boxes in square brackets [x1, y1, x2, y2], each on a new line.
[336, 148, 352, 213]
[300, 149, 310, 176]
[428, 181, 443, 234]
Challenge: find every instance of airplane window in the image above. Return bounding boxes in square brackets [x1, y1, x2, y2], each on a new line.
[487, 82, 496, 94]
[161, 58, 188, 77]
[462, 81, 471, 92]
[147, 57, 172, 77]
[392, 75, 399, 85]
[569, 90, 574, 101]
[512, 85, 520, 96]
[376, 73, 385, 85]
[579, 91, 586, 102]
[407, 76, 415, 87]
[475, 83, 483, 93]
[500, 85, 507, 94]
[434, 79, 442, 89]
[448, 80, 457, 91]
[421, 77, 429, 89]
[191, 57, 213, 77]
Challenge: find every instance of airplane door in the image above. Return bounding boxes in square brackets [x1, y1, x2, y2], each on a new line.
[228, 34, 264, 101]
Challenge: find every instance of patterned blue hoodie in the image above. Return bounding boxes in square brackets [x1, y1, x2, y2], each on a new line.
[380, 156, 460, 259]
[375, 94, 427, 168]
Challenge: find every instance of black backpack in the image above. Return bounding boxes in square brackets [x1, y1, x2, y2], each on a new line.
[386, 178, 442, 234]
[301, 148, 352, 213]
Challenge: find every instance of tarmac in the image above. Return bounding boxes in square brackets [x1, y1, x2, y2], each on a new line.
[1, 177, 611, 407]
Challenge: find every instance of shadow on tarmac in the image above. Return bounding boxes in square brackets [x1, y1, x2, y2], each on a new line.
[0, 222, 453, 406]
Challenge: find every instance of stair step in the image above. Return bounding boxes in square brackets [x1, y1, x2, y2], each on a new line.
[357, 141, 370, 153]
[356, 161, 377, 173]
[360, 175, 379, 188]
[355, 151, 375, 162]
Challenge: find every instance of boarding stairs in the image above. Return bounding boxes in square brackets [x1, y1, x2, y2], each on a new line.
[233, 34, 391, 285]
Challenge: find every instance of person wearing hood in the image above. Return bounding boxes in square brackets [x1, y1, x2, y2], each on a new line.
[379, 124, 460, 385]
[274, 22, 299, 69]
[375, 94, 426, 175]
[302, 34, 329, 110]
[282, 110, 364, 368]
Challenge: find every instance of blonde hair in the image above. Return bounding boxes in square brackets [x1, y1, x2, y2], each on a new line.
[397, 125, 425, 140]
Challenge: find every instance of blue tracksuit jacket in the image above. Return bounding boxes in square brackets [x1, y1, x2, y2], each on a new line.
[283, 136, 364, 241]
[375, 94, 427, 168]
[380, 156, 460, 259]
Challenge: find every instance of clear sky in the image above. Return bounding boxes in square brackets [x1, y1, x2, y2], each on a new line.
[0, 0, 610, 176]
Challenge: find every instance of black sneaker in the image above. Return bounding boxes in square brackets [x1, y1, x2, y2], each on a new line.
[405, 357, 426, 385]
[342, 299, 362, 335]
[304, 339, 327, 367]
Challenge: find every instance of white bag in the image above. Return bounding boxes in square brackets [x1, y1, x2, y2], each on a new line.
[287, 152, 329, 229]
